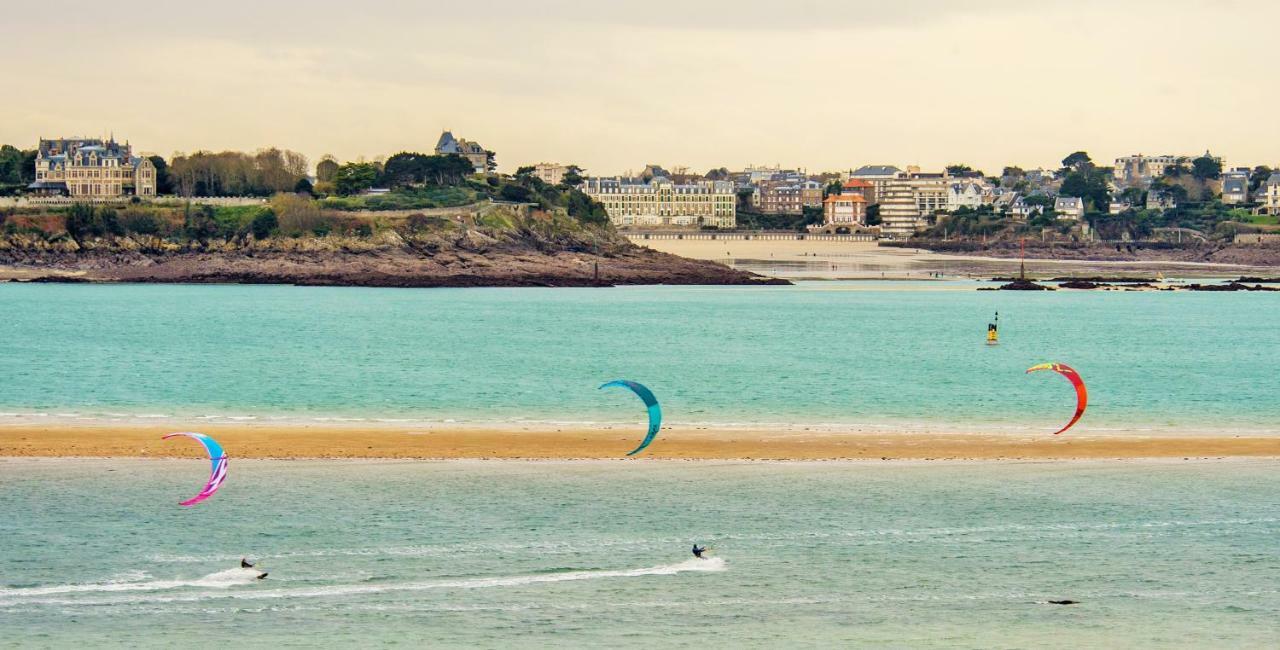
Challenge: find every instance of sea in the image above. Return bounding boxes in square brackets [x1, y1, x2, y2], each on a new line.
[2, 282, 1280, 647]
[0, 281, 1278, 434]
[1, 458, 1277, 647]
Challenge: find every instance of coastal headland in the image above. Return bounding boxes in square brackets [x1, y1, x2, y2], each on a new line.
[3, 423, 1277, 460]
[0, 202, 785, 287]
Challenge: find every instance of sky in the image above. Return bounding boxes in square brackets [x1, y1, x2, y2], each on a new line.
[3, 0, 1278, 175]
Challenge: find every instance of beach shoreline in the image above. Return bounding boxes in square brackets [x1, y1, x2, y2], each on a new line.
[630, 238, 1275, 280]
[3, 423, 1277, 460]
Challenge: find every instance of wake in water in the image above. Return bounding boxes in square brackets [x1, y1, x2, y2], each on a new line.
[0, 558, 726, 608]
[0, 568, 263, 599]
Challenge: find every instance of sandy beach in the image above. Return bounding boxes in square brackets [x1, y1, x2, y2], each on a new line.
[3, 423, 1277, 460]
[630, 238, 1268, 279]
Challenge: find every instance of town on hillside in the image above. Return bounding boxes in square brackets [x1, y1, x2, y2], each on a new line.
[2, 131, 1278, 246]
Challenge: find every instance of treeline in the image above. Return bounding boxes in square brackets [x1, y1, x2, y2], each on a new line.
[319, 152, 483, 195]
[168, 148, 310, 197]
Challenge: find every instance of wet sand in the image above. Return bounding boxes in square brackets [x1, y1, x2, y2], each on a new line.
[2, 424, 1277, 460]
[631, 239, 1265, 280]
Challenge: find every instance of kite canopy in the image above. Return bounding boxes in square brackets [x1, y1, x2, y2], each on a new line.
[162, 432, 228, 506]
[1026, 362, 1088, 435]
[600, 380, 662, 456]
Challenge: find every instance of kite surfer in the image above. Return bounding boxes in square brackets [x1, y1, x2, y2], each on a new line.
[692, 544, 707, 559]
[240, 557, 268, 579]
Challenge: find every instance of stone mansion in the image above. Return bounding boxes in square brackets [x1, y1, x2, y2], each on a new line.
[28, 136, 157, 199]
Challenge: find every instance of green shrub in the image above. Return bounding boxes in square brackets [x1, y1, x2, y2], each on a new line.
[120, 209, 162, 235]
[251, 209, 279, 239]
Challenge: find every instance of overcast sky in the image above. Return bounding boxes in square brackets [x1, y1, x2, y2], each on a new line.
[3, 0, 1277, 174]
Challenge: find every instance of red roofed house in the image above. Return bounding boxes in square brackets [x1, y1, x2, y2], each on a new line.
[821, 192, 868, 230]
[840, 178, 875, 202]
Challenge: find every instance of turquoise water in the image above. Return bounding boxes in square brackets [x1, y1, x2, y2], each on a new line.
[1, 458, 1277, 647]
[0, 282, 1278, 433]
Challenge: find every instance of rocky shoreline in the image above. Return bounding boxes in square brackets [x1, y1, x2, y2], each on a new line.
[0, 228, 788, 288]
[887, 239, 1280, 266]
[983, 277, 1280, 292]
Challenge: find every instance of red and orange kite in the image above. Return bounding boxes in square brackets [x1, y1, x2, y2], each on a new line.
[1026, 362, 1087, 435]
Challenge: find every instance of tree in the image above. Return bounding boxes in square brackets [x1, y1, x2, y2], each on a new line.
[485, 150, 497, 174]
[1001, 166, 1025, 178]
[946, 163, 975, 176]
[333, 162, 380, 195]
[514, 165, 536, 177]
[705, 167, 730, 181]
[1119, 187, 1146, 205]
[1250, 166, 1274, 192]
[499, 184, 533, 202]
[1061, 151, 1092, 171]
[1191, 155, 1222, 181]
[1059, 163, 1112, 212]
[565, 189, 608, 225]
[1024, 194, 1055, 208]
[294, 177, 314, 195]
[147, 155, 173, 195]
[0, 145, 31, 185]
[865, 204, 881, 226]
[316, 155, 339, 183]
[560, 164, 584, 187]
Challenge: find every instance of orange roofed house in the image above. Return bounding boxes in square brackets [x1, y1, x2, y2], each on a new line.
[814, 179, 871, 232]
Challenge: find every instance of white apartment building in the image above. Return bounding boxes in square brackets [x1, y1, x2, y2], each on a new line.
[531, 162, 570, 185]
[878, 172, 949, 238]
[581, 176, 736, 228]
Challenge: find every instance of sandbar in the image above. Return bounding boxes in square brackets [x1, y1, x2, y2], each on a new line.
[2, 423, 1277, 460]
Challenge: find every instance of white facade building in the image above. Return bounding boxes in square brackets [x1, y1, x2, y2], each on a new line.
[945, 182, 989, 212]
[1113, 154, 1181, 186]
[1264, 172, 1280, 214]
[878, 172, 949, 238]
[1054, 196, 1085, 220]
[581, 176, 736, 228]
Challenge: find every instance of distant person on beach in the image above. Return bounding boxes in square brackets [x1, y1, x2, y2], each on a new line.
[692, 544, 707, 559]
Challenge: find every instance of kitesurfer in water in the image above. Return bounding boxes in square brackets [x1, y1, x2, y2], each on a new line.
[240, 557, 268, 579]
[692, 544, 707, 559]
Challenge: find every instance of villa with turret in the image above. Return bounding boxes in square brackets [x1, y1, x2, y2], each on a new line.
[28, 136, 156, 199]
[434, 130, 491, 174]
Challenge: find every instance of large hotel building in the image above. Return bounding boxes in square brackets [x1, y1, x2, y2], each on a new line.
[581, 176, 736, 228]
[28, 137, 157, 199]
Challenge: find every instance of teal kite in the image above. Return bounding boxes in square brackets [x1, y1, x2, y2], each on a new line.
[600, 380, 662, 456]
